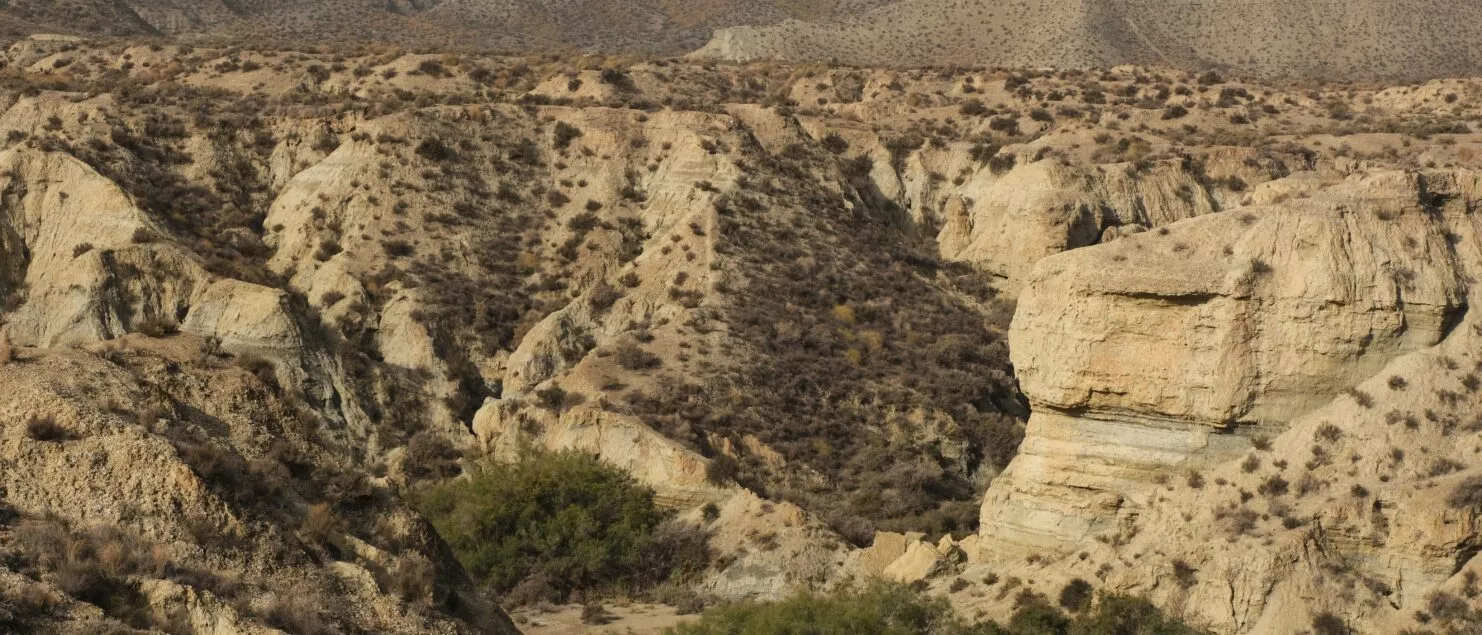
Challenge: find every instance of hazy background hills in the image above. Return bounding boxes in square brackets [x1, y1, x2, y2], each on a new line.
[0, 0, 895, 52]
[696, 0, 1482, 80]
[2, 0, 1480, 80]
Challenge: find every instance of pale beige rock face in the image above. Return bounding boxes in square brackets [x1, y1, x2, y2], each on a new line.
[180, 280, 302, 353]
[1094, 314, 1482, 633]
[854, 531, 911, 576]
[0, 148, 302, 355]
[967, 169, 1482, 633]
[936, 160, 1114, 289]
[794, 121, 1284, 294]
[882, 540, 948, 583]
[684, 491, 853, 602]
[897, 149, 1278, 291]
[983, 170, 1469, 557]
[139, 579, 274, 635]
[0, 147, 156, 344]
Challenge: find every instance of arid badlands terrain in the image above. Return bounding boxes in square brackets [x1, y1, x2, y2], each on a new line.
[0, 10, 1479, 635]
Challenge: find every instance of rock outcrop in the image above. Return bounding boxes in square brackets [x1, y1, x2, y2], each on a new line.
[802, 119, 1288, 291]
[0, 146, 303, 358]
[0, 338, 518, 634]
[687, 491, 854, 602]
[969, 169, 1482, 632]
[474, 401, 728, 508]
[931, 157, 1224, 291]
[983, 170, 1469, 557]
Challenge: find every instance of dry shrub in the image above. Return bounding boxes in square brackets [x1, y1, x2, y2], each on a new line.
[10, 520, 184, 630]
[404, 431, 463, 482]
[25, 415, 68, 442]
[581, 602, 613, 625]
[134, 315, 179, 338]
[388, 555, 438, 605]
[233, 353, 280, 392]
[301, 503, 341, 546]
[262, 585, 330, 635]
[1447, 476, 1482, 511]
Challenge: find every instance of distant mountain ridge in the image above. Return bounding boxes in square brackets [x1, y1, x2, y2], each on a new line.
[0, 0, 1479, 80]
[693, 0, 1482, 80]
[0, 0, 896, 53]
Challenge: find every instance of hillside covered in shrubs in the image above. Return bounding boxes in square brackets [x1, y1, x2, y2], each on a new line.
[0, 32, 1480, 635]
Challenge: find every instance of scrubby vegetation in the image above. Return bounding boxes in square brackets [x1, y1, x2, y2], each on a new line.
[0, 507, 264, 632]
[619, 133, 1026, 544]
[998, 593, 1205, 635]
[1447, 476, 1482, 511]
[69, 113, 282, 287]
[416, 450, 710, 605]
[672, 581, 973, 635]
[2, 38, 1479, 635]
[672, 581, 1203, 635]
[24, 415, 68, 442]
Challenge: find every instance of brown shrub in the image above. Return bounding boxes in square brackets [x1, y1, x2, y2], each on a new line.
[25, 415, 68, 442]
[301, 503, 340, 546]
[581, 602, 613, 625]
[615, 342, 661, 371]
[1447, 476, 1482, 511]
[404, 431, 463, 482]
[262, 586, 330, 635]
[135, 315, 179, 338]
[1172, 560, 1197, 589]
[388, 555, 437, 605]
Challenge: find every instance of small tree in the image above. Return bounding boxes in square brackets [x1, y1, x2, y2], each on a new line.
[616, 342, 661, 371]
[705, 455, 739, 485]
[416, 451, 708, 603]
[1172, 560, 1198, 589]
[821, 133, 850, 154]
[1162, 105, 1189, 120]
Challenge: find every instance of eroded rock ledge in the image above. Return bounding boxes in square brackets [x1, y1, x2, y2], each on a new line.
[983, 170, 1471, 558]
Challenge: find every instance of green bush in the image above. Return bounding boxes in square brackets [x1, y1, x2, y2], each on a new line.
[1063, 594, 1204, 634]
[671, 580, 977, 635]
[1003, 602, 1070, 634]
[671, 583, 1204, 635]
[417, 450, 708, 604]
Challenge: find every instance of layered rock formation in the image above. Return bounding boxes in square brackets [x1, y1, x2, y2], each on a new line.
[966, 169, 1482, 632]
[928, 152, 1284, 291]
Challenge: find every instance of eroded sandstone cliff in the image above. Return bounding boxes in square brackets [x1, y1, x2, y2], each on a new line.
[962, 169, 1482, 633]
